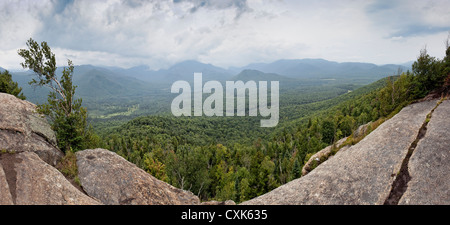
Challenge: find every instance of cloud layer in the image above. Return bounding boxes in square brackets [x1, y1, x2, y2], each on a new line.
[1, 0, 449, 70]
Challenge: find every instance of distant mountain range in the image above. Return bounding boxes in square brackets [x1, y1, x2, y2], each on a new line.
[107, 60, 233, 83]
[101, 58, 411, 84]
[3, 58, 411, 105]
[9, 65, 163, 104]
[234, 59, 410, 80]
[232, 69, 295, 81]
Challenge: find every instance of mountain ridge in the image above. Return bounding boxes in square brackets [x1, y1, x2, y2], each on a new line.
[232, 69, 298, 84]
[236, 58, 411, 80]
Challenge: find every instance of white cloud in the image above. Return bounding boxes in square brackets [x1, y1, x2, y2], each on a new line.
[1, 0, 449, 70]
[0, 0, 51, 50]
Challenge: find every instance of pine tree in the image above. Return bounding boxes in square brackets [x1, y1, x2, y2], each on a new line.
[412, 48, 441, 96]
[18, 38, 91, 152]
[0, 70, 26, 100]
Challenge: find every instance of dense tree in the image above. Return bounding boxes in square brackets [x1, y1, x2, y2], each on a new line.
[0, 70, 26, 99]
[443, 38, 450, 85]
[321, 119, 336, 144]
[411, 47, 448, 97]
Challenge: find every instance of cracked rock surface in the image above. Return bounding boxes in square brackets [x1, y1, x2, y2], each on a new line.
[242, 100, 445, 205]
[398, 100, 450, 205]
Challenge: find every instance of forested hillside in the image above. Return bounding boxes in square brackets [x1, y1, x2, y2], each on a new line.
[93, 45, 449, 203]
[94, 76, 390, 201]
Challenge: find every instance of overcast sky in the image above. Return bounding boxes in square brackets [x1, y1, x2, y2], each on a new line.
[1, 0, 450, 70]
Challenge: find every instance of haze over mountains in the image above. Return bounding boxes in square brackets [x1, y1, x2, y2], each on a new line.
[107, 58, 411, 84]
[4, 58, 411, 112]
[236, 59, 410, 80]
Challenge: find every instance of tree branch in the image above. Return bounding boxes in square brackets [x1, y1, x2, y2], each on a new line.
[50, 76, 66, 102]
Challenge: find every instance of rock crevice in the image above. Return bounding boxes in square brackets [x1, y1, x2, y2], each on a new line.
[0, 153, 22, 204]
[398, 100, 450, 204]
[384, 99, 442, 205]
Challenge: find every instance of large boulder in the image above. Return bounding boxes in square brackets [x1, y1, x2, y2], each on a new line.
[302, 121, 377, 176]
[0, 93, 202, 205]
[0, 151, 100, 205]
[76, 148, 200, 205]
[242, 100, 440, 205]
[0, 93, 63, 166]
[353, 122, 372, 139]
